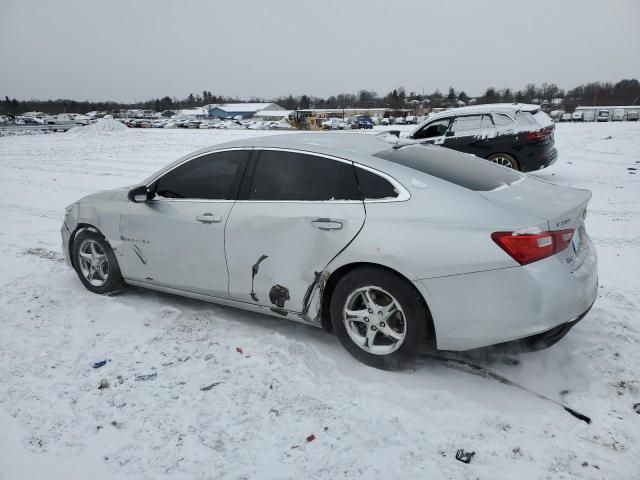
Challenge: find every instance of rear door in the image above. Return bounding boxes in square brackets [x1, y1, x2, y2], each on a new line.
[442, 114, 491, 155]
[225, 149, 366, 314]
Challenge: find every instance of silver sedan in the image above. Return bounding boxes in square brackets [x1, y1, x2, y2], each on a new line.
[61, 133, 598, 368]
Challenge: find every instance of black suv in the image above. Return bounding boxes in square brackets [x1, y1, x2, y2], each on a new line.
[403, 104, 557, 172]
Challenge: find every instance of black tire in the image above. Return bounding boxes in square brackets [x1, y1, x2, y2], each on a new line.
[487, 152, 520, 171]
[72, 230, 126, 295]
[330, 267, 433, 370]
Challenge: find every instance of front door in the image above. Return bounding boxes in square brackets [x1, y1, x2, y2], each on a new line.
[119, 149, 250, 297]
[412, 117, 451, 146]
[225, 149, 366, 314]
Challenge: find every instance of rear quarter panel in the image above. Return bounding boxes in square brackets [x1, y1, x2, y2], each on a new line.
[327, 177, 540, 280]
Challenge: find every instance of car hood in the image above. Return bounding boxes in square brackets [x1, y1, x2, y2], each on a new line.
[77, 187, 127, 204]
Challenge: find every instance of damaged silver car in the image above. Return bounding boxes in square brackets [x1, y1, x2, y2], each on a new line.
[61, 134, 598, 368]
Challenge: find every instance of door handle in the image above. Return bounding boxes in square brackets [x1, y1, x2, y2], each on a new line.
[196, 213, 223, 224]
[311, 218, 343, 231]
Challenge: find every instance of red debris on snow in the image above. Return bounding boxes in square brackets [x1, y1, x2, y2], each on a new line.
[306, 434, 316, 442]
[236, 347, 243, 354]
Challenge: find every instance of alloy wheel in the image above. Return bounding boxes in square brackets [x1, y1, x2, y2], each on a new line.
[78, 239, 109, 287]
[343, 286, 407, 355]
[490, 155, 515, 168]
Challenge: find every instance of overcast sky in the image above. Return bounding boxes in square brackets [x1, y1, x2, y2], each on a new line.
[1, 0, 638, 102]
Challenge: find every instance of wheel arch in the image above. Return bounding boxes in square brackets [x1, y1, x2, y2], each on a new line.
[68, 223, 109, 268]
[320, 261, 437, 347]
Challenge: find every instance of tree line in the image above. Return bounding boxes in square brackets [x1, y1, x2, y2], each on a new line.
[2, 79, 639, 116]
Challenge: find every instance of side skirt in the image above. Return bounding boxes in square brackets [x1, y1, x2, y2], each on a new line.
[124, 279, 324, 328]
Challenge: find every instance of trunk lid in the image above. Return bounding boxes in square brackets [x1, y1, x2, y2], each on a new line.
[480, 176, 591, 232]
[481, 176, 591, 266]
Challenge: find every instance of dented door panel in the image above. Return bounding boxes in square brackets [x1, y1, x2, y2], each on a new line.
[225, 201, 366, 314]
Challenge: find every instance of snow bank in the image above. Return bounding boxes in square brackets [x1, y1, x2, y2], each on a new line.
[68, 118, 128, 138]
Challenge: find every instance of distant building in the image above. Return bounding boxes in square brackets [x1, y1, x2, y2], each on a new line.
[253, 110, 292, 121]
[206, 103, 283, 119]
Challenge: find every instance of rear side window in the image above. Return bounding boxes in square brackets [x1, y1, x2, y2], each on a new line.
[355, 167, 398, 199]
[155, 150, 249, 200]
[449, 115, 483, 134]
[375, 145, 522, 192]
[492, 113, 515, 128]
[249, 150, 360, 201]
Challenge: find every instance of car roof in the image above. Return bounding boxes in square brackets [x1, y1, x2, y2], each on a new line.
[434, 103, 538, 117]
[408, 103, 541, 135]
[197, 132, 395, 159]
[142, 133, 403, 184]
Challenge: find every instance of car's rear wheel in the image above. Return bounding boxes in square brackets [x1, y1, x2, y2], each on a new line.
[72, 230, 126, 295]
[488, 153, 520, 170]
[330, 267, 432, 369]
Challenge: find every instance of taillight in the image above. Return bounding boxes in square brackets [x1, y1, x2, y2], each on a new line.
[492, 229, 574, 265]
[525, 130, 550, 141]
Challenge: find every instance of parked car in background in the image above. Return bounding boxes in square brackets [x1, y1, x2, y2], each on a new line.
[561, 113, 572, 122]
[61, 133, 597, 368]
[352, 115, 373, 129]
[402, 103, 557, 172]
[571, 111, 584, 122]
[405, 115, 417, 124]
[612, 109, 624, 121]
[627, 110, 639, 121]
[395, 117, 405, 125]
[381, 118, 390, 126]
[597, 109, 610, 122]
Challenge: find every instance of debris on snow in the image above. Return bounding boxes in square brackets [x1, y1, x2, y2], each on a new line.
[633, 403, 640, 414]
[92, 360, 107, 369]
[306, 434, 316, 443]
[135, 373, 157, 381]
[455, 449, 475, 464]
[200, 382, 222, 391]
[97, 379, 110, 390]
[235, 347, 243, 354]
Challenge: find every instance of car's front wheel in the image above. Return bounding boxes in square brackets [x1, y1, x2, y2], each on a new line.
[72, 230, 126, 295]
[330, 267, 433, 369]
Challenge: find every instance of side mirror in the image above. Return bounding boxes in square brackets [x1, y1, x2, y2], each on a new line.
[128, 185, 150, 203]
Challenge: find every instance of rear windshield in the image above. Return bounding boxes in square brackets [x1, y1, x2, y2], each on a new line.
[374, 144, 522, 192]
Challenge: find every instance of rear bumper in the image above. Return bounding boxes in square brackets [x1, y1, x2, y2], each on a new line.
[414, 233, 598, 351]
[520, 146, 558, 172]
[470, 297, 595, 353]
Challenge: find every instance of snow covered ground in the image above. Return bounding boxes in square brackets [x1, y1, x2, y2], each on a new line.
[0, 122, 639, 479]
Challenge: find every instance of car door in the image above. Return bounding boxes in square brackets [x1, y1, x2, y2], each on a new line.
[225, 149, 366, 314]
[118, 149, 250, 297]
[411, 118, 451, 146]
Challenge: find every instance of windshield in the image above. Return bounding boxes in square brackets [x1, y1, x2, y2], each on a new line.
[375, 144, 522, 192]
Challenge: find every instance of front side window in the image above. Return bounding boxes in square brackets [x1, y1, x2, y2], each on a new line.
[449, 115, 483, 135]
[249, 150, 360, 201]
[154, 150, 249, 200]
[413, 118, 450, 139]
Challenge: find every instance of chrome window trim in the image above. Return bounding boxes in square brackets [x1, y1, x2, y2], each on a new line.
[145, 147, 252, 203]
